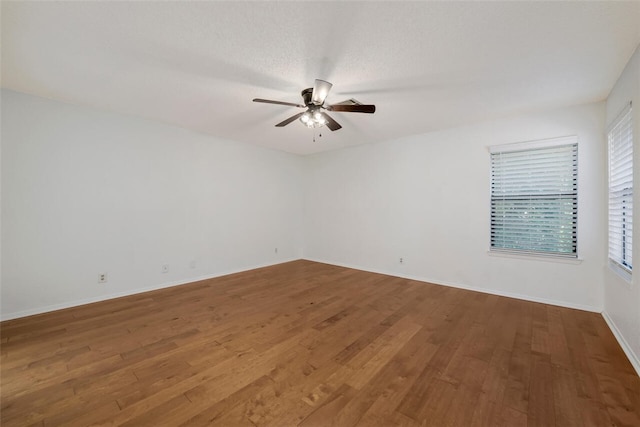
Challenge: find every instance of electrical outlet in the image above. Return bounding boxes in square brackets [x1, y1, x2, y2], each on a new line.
[98, 273, 107, 283]
[399, 258, 404, 264]
[275, 247, 278, 254]
[162, 264, 169, 274]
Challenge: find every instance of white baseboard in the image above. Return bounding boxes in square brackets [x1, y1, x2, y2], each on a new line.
[0, 258, 300, 322]
[303, 257, 601, 313]
[602, 311, 640, 377]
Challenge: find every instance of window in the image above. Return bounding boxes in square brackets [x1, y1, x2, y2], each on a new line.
[490, 136, 578, 258]
[608, 103, 633, 274]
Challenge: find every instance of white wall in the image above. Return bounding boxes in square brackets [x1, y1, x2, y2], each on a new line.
[604, 45, 640, 374]
[304, 102, 606, 312]
[1, 90, 303, 320]
[0, 90, 611, 323]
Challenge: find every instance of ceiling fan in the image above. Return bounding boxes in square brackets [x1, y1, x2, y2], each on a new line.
[253, 79, 375, 131]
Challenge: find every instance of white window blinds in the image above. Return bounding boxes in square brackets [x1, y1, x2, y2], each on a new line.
[490, 137, 578, 257]
[608, 103, 633, 273]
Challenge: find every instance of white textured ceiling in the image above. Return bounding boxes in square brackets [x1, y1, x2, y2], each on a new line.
[2, 1, 639, 155]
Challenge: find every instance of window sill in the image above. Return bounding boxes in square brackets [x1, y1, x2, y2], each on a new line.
[487, 250, 583, 265]
[608, 260, 632, 285]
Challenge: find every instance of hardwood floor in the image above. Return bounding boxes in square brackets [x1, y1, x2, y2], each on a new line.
[1, 260, 639, 426]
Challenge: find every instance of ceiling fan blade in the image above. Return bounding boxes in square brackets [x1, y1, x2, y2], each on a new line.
[312, 79, 333, 105]
[327, 104, 376, 113]
[321, 112, 342, 131]
[253, 98, 305, 108]
[330, 98, 361, 106]
[275, 112, 305, 127]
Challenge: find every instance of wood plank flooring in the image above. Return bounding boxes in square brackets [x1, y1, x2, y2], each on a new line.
[1, 260, 639, 426]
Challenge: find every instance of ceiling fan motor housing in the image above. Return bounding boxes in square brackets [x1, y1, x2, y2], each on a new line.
[301, 88, 314, 106]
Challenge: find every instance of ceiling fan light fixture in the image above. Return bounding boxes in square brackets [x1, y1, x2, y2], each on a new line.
[300, 108, 326, 128]
[311, 79, 332, 105]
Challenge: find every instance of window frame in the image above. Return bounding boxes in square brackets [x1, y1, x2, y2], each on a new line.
[489, 135, 579, 259]
[608, 102, 633, 279]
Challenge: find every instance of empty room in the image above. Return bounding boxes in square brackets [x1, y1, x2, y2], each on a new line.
[1, 1, 640, 426]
